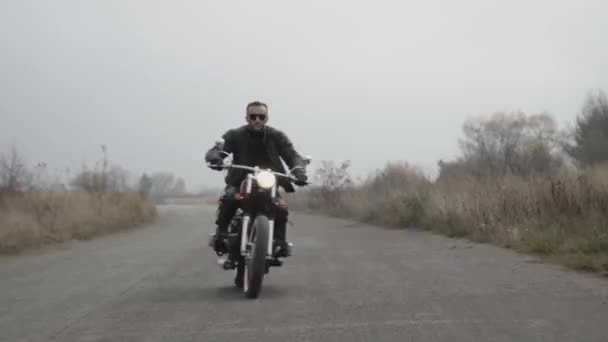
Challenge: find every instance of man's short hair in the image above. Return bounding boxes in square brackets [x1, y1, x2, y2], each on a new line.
[246, 101, 268, 112]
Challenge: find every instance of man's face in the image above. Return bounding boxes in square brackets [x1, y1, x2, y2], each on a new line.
[246, 105, 268, 131]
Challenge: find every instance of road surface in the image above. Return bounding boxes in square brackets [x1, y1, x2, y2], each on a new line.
[1, 204, 607, 341]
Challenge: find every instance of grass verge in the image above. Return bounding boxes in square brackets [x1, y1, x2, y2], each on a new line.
[0, 191, 157, 254]
[289, 163, 608, 276]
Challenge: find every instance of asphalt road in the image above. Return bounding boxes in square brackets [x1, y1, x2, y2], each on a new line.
[1, 204, 607, 342]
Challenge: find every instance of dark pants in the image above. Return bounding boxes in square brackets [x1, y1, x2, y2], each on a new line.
[216, 186, 289, 241]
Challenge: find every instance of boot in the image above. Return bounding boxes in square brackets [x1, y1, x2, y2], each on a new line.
[208, 226, 228, 252]
[273, 240, 293, 257]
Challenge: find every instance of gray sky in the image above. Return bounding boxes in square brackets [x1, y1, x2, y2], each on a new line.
[2, 0, 607, 190]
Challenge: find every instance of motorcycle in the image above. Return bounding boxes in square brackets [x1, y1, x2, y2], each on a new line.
[206, 151, 311, 299]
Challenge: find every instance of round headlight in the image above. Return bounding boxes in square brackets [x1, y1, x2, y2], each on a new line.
[256, 171, 277, 189]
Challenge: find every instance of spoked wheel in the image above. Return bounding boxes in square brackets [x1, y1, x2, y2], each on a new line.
[243, 215, 269, 299]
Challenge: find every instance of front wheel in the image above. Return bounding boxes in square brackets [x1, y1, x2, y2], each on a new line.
[244, 215, 269, 299]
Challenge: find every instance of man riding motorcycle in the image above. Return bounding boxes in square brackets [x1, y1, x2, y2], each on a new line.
[205, 101, 308, 259]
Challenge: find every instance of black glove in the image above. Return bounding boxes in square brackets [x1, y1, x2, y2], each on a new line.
[293, 171, 308, 186]
[207, 156, 224, 171]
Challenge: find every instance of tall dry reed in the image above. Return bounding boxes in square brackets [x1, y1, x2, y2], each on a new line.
[0, 191, 156, 254]
[293, 164, 608, 274]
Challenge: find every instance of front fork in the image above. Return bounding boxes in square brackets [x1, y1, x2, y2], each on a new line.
[239, 215, 275, 257]
[268, 220, 275, 256]
[240, 174, 277, 258]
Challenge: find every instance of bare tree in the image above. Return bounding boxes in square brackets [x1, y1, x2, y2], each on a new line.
[314, 160, 353, 191]
[0, 146, 32, 193]
[146, 172, 187, 203]
[171, 177, 186, 196]
[71, 146, 131, 193]
[459, 111, 528, 175]
[444, 111, 563, 180]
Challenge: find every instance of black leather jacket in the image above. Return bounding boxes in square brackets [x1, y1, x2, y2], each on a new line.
[205, 125, 306, 193]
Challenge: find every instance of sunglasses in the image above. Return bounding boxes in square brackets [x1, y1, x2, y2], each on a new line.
[249, 114, 267, 121]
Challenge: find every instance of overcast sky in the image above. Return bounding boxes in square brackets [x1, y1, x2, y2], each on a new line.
[1, 0, 607, 190]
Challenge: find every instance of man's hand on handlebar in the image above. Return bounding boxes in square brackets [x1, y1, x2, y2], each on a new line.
[292, 169, 308, 186]
[293, 176, 308, 186]
[207, 158, 224, 171]
[207, 150, 230, 171]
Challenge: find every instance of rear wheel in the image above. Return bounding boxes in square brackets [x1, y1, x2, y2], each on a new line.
[244, 215, 269, 299]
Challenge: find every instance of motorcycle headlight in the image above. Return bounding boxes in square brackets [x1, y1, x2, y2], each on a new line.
[256, 170, 277, 189]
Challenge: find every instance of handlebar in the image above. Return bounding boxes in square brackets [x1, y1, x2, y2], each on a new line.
[206, 162, 309, 184]
[207, 163, 311, 185]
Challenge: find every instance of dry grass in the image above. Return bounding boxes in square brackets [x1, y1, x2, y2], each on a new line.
[0, 191, 157, 254]
[293, 163, 608, 275]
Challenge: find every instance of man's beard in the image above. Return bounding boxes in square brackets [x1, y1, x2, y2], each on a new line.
[247, 124, 266, 135]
